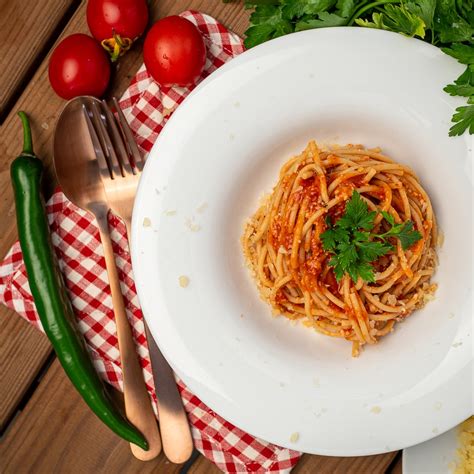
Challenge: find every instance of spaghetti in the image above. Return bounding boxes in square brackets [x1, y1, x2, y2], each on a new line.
[242, 141, 438, 356]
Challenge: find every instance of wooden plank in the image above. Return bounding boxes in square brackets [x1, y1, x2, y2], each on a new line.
[190, 457, 222, 474]
[387, 453, 403, 474]
[294, 451, 399, 474]
[1, 359, 221, 473]
[0, 0, 250, 179]
[0, 0, 79, 120]
[1, 359, 170, 472]
[0, 308, 51, 430]
[0, 0, 249, 433]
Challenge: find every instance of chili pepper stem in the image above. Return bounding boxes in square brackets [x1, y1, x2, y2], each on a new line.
[17, 111, 34, 156]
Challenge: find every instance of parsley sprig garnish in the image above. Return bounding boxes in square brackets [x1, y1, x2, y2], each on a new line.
[321, 191, 422, 283]
[235, 0, 474, 137]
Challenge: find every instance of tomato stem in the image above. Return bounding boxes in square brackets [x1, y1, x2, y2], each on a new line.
[101, 32, 133, 62]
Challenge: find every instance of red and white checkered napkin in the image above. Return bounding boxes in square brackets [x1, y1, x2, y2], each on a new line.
[0, 11, 301, 474]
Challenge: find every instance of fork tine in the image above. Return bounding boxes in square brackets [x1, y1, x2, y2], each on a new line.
[112, 97, 145, 171]
[101, 100, 135, 176]
[90, 101, 123, 178]
[82, 102, 112, 181]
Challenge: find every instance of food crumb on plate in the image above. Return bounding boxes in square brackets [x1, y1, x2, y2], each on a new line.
[196, 202, 208, 214]
[143, 217, 151, 227]
[452, 341, 463, 348]
[178, 276, 189, 288]
[164, 209, 177, 216]
[289, 432, 299, 443]
[313, 377, 320, 387]
[434, 401, 443, 410]
[185, 217, 201, 232]
[437, 230, 445, 247]
[370, 406, 382, 414]
[432, 427, 439, 434]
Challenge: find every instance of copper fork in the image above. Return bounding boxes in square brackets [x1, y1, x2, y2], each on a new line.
[83, 97, 194, 464]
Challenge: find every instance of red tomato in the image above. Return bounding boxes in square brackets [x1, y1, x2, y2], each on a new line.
[143, 16, 206, 86]
[48, 34, 111, 100]
[87, 0, 148, 60]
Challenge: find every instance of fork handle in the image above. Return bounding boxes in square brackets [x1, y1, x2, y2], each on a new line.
[96, 212, 162, 461]
[125, 219, 194, 464]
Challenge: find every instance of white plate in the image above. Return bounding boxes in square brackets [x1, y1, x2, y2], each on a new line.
[403, 425, 460, 474]
[131, 28, 473, 455]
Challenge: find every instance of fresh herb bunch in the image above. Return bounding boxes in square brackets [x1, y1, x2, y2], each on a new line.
[321, 191, 422, 283]
[236, 0, 474, 136]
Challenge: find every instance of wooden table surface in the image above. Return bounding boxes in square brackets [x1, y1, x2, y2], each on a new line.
[0, 1, 403, 472]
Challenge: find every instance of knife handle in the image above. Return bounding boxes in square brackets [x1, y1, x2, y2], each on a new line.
[124, 218, 194, 464]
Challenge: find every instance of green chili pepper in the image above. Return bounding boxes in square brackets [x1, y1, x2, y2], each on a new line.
[11, 111, 148, 451]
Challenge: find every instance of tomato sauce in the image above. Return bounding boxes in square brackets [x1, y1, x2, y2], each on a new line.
[348, 174, 366, 188]
[274, 288, 287, 305]
[323, 268, 339, 294]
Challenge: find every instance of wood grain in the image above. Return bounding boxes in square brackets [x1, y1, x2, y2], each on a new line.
[0, 0, 249, 437]
[0, 359, 218, 473]
[0, 309, 51, 431]
[0, 0, 79, 120]
[295, 452, 399, 474]
[0, 0, 248, 432]
[387, 453, 403, 474]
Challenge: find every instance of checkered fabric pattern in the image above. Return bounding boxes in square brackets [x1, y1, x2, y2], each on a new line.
[0, 11, 301, 474]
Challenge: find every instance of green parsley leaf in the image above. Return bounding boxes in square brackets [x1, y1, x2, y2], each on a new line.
[320, 191, 424, 282]
[433, 0, 474, 43]
[294, 0, 353, 29]
[330, 256, 346, 281]
[355, 14, 385, 30]
[336, 0, 354, 18]
[379, 214, 422, 249]
[321, 225, 349, 251]
[356, 5, 426, 38]
[380, 210, 395, 226]
[355, 239, 393, 261]
[244, 5, 293, 48]
[405, 0, 435, 30]
[346, 262, 361, 284]
[359, 262, 376, 283]
[442, 44, 474, 65]
[394, 222, 423, 249]
[296, 12, 347, 30]
[449, 104, 474, 136]
[245, 1, 282, 6]
[322, 191, 388, 282]
[336, 241, 358, 268]
[336, 191, 376, 230]
[444, 65, 474, 97]
[281, 0, 338, 19]
[281, 0, 309, 19]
